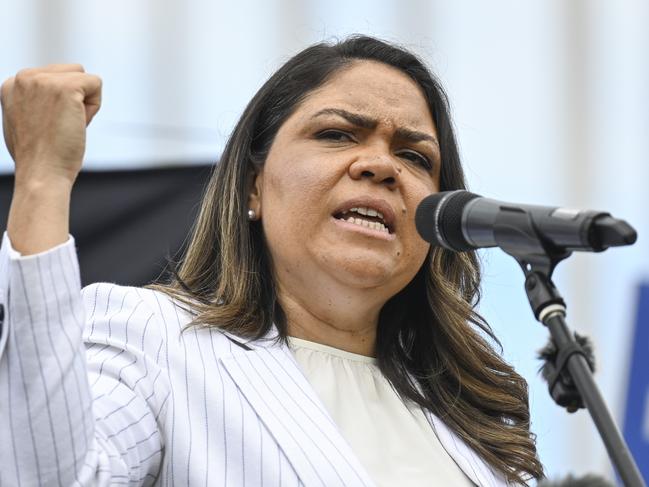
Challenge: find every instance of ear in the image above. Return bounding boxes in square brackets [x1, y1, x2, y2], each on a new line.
[247, 166, 264, 219]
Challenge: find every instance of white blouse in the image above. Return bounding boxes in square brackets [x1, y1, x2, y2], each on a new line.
[288, 336, 476, 487]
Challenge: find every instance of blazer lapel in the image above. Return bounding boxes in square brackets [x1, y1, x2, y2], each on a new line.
[219, 336, 376, 487]
[423, 410, 510, 487]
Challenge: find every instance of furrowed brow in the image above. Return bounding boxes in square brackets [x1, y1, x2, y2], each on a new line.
[311, 108, 377, 129]
[395, 127, 440, 149]
[311, 107, 439, 149]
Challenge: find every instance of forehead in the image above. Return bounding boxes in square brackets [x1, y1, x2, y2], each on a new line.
[294, 60, 435, 131]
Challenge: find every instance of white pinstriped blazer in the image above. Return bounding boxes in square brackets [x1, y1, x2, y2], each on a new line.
[0, 234, 511, 486]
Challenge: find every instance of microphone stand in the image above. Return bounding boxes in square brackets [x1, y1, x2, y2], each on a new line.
[492, 210, 646, 487]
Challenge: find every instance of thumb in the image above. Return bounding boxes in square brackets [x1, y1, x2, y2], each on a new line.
[85, 101, 101, 126]
[78, 73, 102, 126]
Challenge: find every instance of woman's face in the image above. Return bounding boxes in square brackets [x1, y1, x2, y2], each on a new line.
[252, 60, 440, 304]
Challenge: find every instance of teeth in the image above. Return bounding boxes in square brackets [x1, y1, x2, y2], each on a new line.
[344, 215, 389, 233]
[341, 206, 390, 233]
[348, 207, 386, 223]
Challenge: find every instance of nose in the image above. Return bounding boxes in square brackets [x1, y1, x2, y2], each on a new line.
[348, 152, 399, 189]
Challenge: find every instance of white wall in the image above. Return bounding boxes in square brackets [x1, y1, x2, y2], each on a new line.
[1, 0, 647, 481]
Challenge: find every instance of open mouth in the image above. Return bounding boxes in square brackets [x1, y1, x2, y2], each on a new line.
[333, 206, 394, 234]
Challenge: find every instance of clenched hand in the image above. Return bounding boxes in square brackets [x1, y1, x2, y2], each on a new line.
[1, 64, 102, 254]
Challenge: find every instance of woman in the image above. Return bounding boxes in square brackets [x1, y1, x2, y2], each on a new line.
[0, 36, 543, 485]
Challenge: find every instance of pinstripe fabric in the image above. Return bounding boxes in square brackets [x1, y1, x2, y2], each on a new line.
[0, 234, 512, 486]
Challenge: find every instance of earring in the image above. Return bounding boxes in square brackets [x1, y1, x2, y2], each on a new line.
[247, 209, 257, 221]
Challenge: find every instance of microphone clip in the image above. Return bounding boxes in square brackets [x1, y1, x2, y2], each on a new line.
[538, 333, 596, 413]
[491, 205, 571, 318]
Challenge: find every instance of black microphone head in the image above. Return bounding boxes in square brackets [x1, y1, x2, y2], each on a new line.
[415, 190, 479, 251]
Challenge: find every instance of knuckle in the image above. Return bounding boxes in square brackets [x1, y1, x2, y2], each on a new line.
[49, 80, 69, 97]
[1, 77, 14, 99]
[29, 73, 66, 96]
[44, 62, 84, 71]
[20, 74, 60, 97]
[30, 73, 50, 90]
[14, 68, 34, 84]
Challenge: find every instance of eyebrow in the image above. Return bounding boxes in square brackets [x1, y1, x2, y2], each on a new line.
[311, 108, 440, 148]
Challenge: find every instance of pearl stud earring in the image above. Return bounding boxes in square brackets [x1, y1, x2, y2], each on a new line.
[247, 209, 257, 221]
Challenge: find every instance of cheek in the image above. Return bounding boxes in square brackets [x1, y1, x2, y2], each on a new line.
[411, 238, 431, 269]
[261, 160, 336, 245]
[401, 222, 430, 262]
[263, 152, 335, 212]
[402, 185, 435, 261]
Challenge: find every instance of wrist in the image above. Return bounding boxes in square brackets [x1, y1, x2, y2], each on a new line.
[13, 170, 76, 197]
[8, 174, 74, 256]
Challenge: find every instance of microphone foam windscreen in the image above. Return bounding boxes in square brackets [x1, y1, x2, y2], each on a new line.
[415, 192, 448, 246]
[415, 190, 478, 251]
[440, 191, 479, 251]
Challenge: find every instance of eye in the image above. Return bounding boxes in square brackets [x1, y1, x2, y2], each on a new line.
[397, 150, 433, 170]
[315, 129, 355, 143]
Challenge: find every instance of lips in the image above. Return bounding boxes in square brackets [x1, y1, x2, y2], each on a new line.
[332, 198, 396, 233]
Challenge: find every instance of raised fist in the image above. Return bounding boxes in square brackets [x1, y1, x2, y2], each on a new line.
[1, 64, 102, 186]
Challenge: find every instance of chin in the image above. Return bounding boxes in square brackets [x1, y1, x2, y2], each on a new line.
[324, 253, 409, 289]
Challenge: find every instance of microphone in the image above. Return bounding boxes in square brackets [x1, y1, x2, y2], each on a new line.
[415, 190, 637, 253]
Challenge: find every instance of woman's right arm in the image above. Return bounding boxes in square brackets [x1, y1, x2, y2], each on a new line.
[3, 64, 100, 255]
[0, 66, 167, 486]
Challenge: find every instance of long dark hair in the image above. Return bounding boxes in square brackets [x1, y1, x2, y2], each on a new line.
[154, 35, 544, 483]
